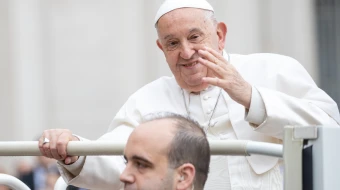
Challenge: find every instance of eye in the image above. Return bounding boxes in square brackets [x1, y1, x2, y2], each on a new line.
[169, 41, 178, 46]
[166, 40, 179, 51]
[135, 161, 147, 169]
[189, 33, 203, 43]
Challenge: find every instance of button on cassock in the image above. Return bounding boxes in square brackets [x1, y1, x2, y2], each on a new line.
[203, 95, 210, 100]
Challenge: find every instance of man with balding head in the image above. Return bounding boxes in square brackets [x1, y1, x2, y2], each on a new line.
[120, 113, 210, 190]
[39, 0, 340, 189]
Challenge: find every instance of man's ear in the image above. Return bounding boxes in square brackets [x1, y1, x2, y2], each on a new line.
[175, 163, 195, 190]
[156, 39, 163, 51]
[216, 22, 227, 51]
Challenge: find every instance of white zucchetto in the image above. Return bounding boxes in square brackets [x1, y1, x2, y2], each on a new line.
[154, 0, 214, 25]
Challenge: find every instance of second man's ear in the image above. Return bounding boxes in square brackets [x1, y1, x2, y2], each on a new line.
[176, 163, 196, 190]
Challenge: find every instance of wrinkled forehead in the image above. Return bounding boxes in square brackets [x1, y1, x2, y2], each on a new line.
[157, 8, 209, 27]
[163, 8, 207, 23]
[156, 8, 214, 39]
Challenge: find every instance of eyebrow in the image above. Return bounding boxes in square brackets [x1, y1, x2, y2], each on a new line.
[164, 34, 174, 40]
[189, 28, 203, 34]
[124, 155, 154, 166]
[163, 28, 203, 40]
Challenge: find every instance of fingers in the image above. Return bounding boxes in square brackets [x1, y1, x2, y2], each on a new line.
[56, 131, 73, 160]
[39, 131, 53, 158]
[50, 132, 64, 160]
[197, 47, 233, 88]
[199, 46, 226, 64]
[205, 47, 226, 63]
[199, 47, 230, 74]
[201, 77, 222, 87]
[38, 134, 45, 155]
[198, 49, 217, 64]
[198, 50, 229, 79]
[198, 57, 225, 78]
[38, 129, 75, 161]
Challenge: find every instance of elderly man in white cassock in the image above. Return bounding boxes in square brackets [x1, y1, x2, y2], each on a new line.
[38, 0, 340, 189]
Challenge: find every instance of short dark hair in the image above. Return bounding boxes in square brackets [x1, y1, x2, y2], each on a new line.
[143, 112, 210, 189]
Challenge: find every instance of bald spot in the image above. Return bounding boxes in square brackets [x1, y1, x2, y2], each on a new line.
[126, 119, 177, 159]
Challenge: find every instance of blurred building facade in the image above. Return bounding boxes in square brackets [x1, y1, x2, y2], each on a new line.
[0, 0, 337, 174]
[315, 0, 340, 108]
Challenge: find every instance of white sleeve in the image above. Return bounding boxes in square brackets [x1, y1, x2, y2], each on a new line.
[247, 56, 340, 139]
[244, 86, 267, 127]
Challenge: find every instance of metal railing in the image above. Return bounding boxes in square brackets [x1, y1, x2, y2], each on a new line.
[2, 125, 340, 190]
[0, 174, 30, 190]
[0, 140, 283, 157]
[0, 140, 282, 189]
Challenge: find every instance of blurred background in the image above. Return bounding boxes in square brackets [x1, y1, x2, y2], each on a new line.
[0, 0, 339, 187]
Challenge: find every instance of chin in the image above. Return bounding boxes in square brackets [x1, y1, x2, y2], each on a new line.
[186, 80, 202, 86]
[185, 75, 205, 85]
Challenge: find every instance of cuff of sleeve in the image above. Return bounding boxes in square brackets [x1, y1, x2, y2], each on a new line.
[57, 134, 88, 177]
[58, 155, 86, 177]
[245, 86, 267, 128]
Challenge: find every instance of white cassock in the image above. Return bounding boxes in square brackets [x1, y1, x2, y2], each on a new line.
[57, 52, 340, 190]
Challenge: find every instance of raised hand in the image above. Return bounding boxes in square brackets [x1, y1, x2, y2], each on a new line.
[198, 47, 252, 108]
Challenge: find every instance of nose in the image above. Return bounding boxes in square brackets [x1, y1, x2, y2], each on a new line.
[120, 167, 135, 184]
[180, 41, 196, 60]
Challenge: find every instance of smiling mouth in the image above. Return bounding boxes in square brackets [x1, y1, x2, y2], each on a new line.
[182, 61, 198, 67]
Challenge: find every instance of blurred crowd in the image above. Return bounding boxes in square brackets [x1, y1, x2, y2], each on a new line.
[0, 156, 84, 190]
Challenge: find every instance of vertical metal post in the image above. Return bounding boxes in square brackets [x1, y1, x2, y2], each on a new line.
[283, 126, 303, 190]
[283, 125, 318, 190]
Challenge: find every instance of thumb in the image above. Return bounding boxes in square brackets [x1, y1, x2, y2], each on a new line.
[64, 156, 79, 165]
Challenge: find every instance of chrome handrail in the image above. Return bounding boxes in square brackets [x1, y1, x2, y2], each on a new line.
[0, 140, 283, 190]
[0, 140, 283, 157]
